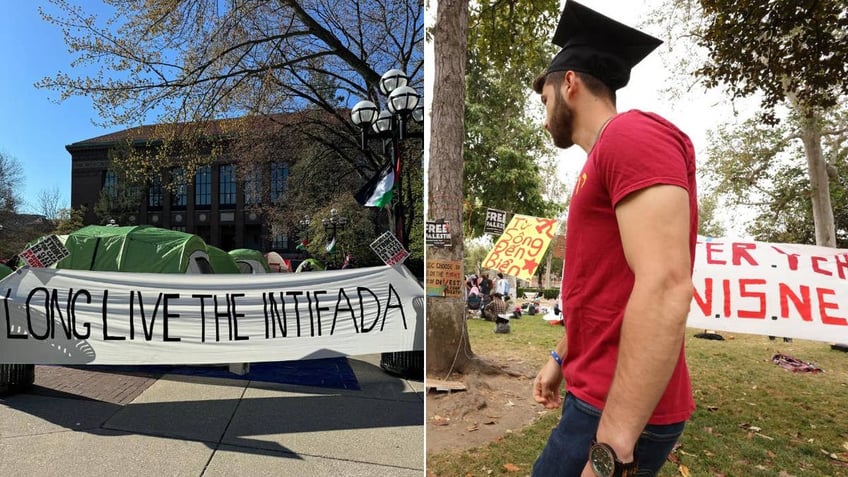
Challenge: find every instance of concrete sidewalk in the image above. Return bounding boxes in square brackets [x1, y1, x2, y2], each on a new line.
[0, 355, 424, 476]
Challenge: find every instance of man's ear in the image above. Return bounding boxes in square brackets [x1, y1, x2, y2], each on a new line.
[563, 70, 577, 97]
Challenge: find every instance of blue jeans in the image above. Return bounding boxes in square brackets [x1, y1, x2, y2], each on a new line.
[532, 393, 685, 477]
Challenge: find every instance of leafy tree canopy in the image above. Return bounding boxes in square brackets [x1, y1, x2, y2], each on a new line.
[0, 152, 23, 220]
[703, 108, 848, 247]
[463, 236, 492, 276]
[54, 207, 87, 236]
[0, 153, 27, 260]
[463, 0, 564, 237]
[651, 1, 846, 246]
[697, 192, 726, 239]
[697, 0, 848, 120]
[39, 0, 422, 126]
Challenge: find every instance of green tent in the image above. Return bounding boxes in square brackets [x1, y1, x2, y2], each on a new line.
[0, 263, 13, 280]
[56, 225, 213, 274]
[228, 248, 271, 273]
[206, 245, 241, 274]
[295, 257, 325, 272]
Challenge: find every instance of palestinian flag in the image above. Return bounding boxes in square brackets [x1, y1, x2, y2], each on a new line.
[326, 237, 336, 254]
[354, 161, 394, 208]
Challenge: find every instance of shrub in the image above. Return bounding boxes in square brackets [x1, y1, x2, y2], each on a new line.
[515, 287, 560, 300]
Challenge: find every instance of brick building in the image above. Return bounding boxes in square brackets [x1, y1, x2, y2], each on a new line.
[67, 117, 302, 255]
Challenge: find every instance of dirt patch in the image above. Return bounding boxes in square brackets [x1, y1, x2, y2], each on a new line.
[426, 360, 555, 454]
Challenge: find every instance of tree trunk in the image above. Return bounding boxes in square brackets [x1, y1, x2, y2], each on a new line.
[427, 0, 471, 377]
[799, 110, 836, 247]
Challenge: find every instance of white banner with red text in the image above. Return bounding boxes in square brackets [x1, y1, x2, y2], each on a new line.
[688, 238, 848, 343]
[0, 265, 423, 364]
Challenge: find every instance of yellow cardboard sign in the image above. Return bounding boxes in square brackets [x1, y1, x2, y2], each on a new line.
[481, 214, 560, 281]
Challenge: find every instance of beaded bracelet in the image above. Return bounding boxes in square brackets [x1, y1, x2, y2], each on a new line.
[550, 350, 563, 366]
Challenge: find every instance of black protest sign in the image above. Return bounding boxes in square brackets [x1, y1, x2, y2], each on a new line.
[484, 208, 507, 235]
[425, 220, 451, 248]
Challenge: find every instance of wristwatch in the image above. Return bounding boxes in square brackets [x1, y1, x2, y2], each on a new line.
[589, 441, 638, 477]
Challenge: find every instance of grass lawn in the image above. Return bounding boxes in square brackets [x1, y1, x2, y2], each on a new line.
[427, 314, 848, 476]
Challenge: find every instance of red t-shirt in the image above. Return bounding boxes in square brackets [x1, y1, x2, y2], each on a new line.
[562, 110, 697, 425]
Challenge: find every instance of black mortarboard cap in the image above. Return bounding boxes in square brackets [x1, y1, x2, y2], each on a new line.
[546, 1, 663, 91]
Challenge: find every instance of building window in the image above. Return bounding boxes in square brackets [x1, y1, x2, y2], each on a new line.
[148, 177, 163, 209]
[195, 166, 211, 208]
[128, 183, 142, 203]
[244, 166, 262, 205]
[171, 167, 187, 209]
[104, 170, 118, 200]
[271, 232, 288, 249]
[270, 162, 288, 204]
[219, 164, 237, 208]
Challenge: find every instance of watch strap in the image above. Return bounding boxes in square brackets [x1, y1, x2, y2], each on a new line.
[618, 459, 638, 477]
[590, 441, 638, 477]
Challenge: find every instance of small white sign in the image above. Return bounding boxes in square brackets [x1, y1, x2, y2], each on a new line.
[370, 231, 410, 266]
[19, 235, 69, 268]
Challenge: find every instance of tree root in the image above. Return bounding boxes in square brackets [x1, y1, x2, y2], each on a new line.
[434, 355, 531, 379]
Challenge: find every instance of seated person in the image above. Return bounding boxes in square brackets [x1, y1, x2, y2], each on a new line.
[482, 292, 508, 322]
[466, 293, 483, 311]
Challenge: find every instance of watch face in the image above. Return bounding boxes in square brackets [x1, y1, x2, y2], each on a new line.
[590, 444, 615, 477]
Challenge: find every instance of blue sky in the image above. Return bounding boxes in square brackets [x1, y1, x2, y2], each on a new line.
[0, 2, 116, 214]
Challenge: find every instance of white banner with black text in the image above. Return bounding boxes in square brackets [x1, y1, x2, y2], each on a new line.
[0, 265, 423, 364]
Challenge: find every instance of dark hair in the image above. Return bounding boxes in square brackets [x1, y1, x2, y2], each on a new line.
[532, 70, 616, 105]
[497, 272, 503, 279]
[575, 71, 616, 105]
[532, 70, 563, 94]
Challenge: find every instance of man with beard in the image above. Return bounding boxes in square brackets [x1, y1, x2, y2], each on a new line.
[529, 2, 698, 476]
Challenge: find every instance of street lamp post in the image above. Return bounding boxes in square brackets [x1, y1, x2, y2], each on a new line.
[351, 68, 423, 249]
[294, 214, 312, 257]
[298, 214, 311, 243]
[350, 69, 424, 380]
[322, 208, 347, 268]
[322, 208, 348, 242]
